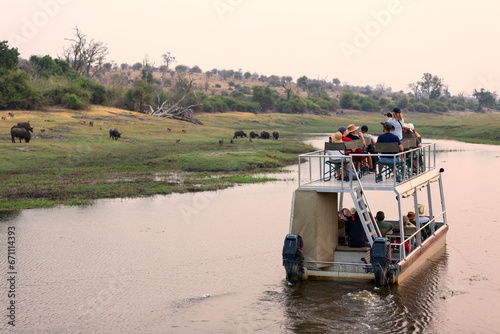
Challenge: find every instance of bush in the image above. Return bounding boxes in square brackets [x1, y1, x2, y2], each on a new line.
[215, 84, 221, 88]
[0, 71, 42, 110]
[62, 93, 87, 110]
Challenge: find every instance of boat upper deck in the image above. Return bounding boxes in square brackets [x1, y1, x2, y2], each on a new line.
[297, 143, 439, 194]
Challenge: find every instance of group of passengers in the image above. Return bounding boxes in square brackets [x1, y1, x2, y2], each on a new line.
[328, 108, 423, 180]
[338, 204, 431, 248]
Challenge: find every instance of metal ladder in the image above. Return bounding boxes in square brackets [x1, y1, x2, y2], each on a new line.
[349, 168, 381, 247]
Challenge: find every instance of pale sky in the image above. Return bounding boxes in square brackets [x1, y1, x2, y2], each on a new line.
[2, 0, 500, 96]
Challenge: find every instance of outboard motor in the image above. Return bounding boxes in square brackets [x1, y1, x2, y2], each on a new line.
[282, 234, 304, 284]
[371, 237, 391, 287]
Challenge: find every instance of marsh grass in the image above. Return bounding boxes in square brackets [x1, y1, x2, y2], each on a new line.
[1, 107, 498, 209]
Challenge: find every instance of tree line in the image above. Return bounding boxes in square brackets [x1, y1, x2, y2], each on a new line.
[1, 28, 499, 116]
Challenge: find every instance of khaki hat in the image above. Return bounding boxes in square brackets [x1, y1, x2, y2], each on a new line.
[418, 204, 426, 216]
[347, 124, 359, 133]
[402, 123, 414, 132]
[350, 207, 357, 215]
[332, 131, 343, 143]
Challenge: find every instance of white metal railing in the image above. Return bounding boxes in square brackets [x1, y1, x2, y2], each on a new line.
[298, 143, 436, 188]
[387, 211, 446, 260]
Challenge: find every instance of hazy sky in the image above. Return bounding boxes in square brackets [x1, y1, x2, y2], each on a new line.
[2, 0, 499, 96]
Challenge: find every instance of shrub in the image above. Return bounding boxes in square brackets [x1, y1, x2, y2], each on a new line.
[62, 93, 87, 110]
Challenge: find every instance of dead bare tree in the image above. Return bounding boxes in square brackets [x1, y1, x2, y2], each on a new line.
[147, 76, 203, 125]
[61, 26, 108, 78]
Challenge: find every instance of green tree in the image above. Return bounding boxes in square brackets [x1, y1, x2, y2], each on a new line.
[252, 85, 275, 111]
[0, 41, 19, 74]
[297, 75, 308, 92]
[416, 73, 444, 99]
[189, 65, 202, 73]
[332, 78, 341, 86]
[473, 88, 496, 110]
[339, 92, 355, 109]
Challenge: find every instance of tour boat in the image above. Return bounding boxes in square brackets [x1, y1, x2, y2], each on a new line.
[282, 140, 448, 286]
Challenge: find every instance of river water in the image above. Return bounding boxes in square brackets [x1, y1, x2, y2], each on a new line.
[1, 139, 500, 333]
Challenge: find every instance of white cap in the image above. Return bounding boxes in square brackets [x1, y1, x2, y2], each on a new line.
[409, 123, 415, 131]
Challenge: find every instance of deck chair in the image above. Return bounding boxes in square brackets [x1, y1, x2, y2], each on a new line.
[347, 139, 369, 176]
[375, 142, 403, 183]
[324, 142, 348, 181]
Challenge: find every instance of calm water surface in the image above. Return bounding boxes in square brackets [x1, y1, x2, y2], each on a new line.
[1, 139, 500, 333]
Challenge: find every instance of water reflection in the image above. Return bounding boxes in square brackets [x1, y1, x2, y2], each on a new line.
[0, 139, 499, 333]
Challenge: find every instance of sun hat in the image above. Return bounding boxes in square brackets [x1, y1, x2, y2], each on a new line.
[393, 107, 401, 113]
[381, 122, 395, 131]
[332, 131, 343, 143]
[350, 207, 357, 215]
[361, 125, 368, 132]
[376, 211, 385, 221]
[409, 123, 415, 131]
[347, 124, 359, 133]
[338, 126, 347, 134]
[418, 204, 426, 216]
[407, 211, 416, 221]
[402, 123, 413, 132]
[339, 208, 352, 221]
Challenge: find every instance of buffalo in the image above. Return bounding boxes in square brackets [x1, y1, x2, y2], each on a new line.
[259, 131, 270, 139]
[17, 121, 34, 133]
[249, 131, 259, 139]
[273, 131, 279, 140]
[109, 128, 121, 140]
[233, 130, 247, 139]
[11, 126, 31, 143]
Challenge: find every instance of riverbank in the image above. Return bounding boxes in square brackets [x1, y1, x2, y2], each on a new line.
[1, 107, 499, 209]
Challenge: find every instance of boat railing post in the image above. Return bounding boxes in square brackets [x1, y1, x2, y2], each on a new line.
[308, 155, 312, 185]
[413, 191, 422, 247]
[397, 191, 406, 259]
[427, 183, 435, 235]
[438, 173, 448, 225]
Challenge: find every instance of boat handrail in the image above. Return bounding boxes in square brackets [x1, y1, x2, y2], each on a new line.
[298, 143, 436, 188]
[388, 211, 446, 259]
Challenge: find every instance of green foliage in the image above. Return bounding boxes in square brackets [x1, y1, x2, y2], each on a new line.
[62, 93, 87, 109]
[215, 84, 221, 88]
[473, 88, 496, 109]
[0, 71, 41, 110]
[189, 65, 202, 73]
[339, 92, 355, 109]
[252, 85, 275, 111]
[0, 41, 19, 74]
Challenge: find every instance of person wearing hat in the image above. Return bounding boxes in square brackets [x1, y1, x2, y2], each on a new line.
[327, 132, 350, 180]
[375, 211, 393, 237]
[377, 122, 403, 160]
[345, 124, 366, 170]
[386, 107, 405, 140]
[418, 204, 430, 238]
[408, 123, 422, 142]
[402, 123, 422, 147]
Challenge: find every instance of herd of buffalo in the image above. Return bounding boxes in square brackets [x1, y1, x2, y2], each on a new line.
[8, 120, 122, 143]
[7, 119, 276, 146]
[232, 130, 279, 140]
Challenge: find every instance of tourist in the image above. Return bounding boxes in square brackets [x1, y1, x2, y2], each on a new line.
[402, 123, 422, 147]
[386, 107, 404, 140]
[346, 124, 365, 170]
[346, 209, 367, 247]
[377, 122, 403, 164]
[375, 211, 393, 236]
[361, 125, 376, 172]
[327, 132, 349, 180]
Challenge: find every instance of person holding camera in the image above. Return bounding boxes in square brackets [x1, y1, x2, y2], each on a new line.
[385, 107, 404, 140]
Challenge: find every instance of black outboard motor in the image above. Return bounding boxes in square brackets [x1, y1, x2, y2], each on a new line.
[371, 237, 391, 287]
[282, 234, 304, 284]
